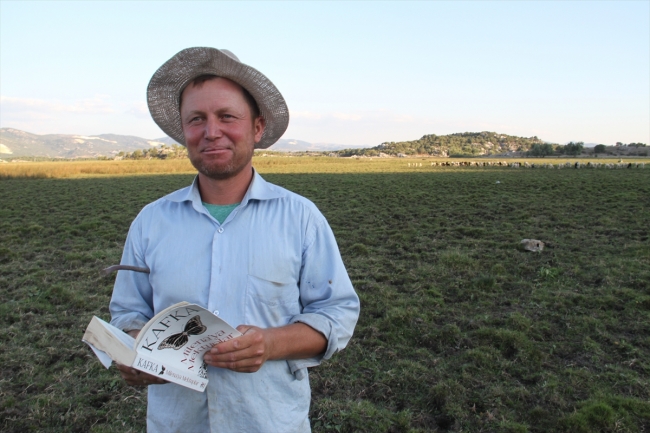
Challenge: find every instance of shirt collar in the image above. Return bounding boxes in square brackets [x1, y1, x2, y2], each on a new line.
[242, 169, 284, 205]
[164, 168, 284, 207]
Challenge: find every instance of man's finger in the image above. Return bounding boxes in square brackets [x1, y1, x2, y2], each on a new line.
[211, 332, 256, 354]
[209, 357, 264, 372]
[207, 344, 263, 363]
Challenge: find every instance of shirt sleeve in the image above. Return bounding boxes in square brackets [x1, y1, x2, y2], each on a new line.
[287, 213, 360, 377]
[109, 214, 155, 332]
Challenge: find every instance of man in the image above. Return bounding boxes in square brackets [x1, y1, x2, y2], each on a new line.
[109, 47, 360, 432]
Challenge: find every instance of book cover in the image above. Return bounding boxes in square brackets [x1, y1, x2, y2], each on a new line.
[83, 302, 242, 392]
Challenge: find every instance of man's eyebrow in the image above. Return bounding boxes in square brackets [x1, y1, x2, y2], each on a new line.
[182, 106, 246, 119]
[185, 109, 204, 115]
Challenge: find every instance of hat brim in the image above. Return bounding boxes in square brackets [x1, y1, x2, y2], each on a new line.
[147, 47, 289, 149]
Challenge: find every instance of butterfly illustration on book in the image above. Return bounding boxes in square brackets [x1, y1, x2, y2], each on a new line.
[157, 315, 207, 350]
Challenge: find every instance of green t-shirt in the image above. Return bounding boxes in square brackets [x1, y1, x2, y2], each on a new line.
[202, 202, 240, 224]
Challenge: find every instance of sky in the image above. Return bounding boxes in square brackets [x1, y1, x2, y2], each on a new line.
[1, 1, 648, 147]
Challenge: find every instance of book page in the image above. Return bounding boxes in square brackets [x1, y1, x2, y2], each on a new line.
[87, 344, 114, 369]
[82, 316, 136, 367]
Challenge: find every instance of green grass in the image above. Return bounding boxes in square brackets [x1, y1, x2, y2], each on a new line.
[1, 166, 649, 432]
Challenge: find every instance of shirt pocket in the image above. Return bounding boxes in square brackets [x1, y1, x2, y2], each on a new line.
[245, 272, 301, 327]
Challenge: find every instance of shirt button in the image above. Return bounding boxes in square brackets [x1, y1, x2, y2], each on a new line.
[217, 228, 224, 233]
[213, 310, 219, 316]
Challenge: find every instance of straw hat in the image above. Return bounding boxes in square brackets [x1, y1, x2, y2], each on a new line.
[147, 47, 289, 149]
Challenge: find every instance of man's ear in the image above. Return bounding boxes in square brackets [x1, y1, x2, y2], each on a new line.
[254, 116, 266, 144]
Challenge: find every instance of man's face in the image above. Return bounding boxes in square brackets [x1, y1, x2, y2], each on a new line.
[180, 78, 265, 180]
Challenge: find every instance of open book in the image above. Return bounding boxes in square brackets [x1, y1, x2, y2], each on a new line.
[82, 302, 241, 392]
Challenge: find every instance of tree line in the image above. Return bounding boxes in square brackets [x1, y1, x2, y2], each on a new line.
[116, 144, 188, 160]
[112, 137, 647, 160]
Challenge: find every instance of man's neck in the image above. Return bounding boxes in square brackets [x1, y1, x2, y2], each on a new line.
[197, 165, 254, 205]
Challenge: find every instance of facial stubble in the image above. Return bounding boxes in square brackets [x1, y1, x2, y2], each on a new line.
[188, 141, 254, 181]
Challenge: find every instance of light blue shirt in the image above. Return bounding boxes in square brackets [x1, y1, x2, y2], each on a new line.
[109, 171, 360, 433]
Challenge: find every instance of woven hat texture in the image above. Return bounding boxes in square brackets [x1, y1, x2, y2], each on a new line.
[147, 47, 289, 149]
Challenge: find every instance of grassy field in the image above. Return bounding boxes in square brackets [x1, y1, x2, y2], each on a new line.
[1, 155, 645, 178]
[1, 159, 649, 432]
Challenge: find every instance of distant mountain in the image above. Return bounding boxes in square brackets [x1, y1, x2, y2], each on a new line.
[149, 137, 363, 152]
[149, 137, 364, 152]
[153, 136, 182, 146]
[272, 139, 369, 152]
[0, 128, 172, 159]
[0, 128, 369, 158]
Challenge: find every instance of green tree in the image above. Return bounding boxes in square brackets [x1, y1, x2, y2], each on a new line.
[594, 144, 606, 156]
[565, 141, 584, 156]
[528, 143, 554, 157]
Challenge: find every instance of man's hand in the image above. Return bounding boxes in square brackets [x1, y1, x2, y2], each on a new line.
[116, 363, 168, 387]
[117, 328, 167, 386]
[203, 325, 272, 373]
[203, 323, 327, 373]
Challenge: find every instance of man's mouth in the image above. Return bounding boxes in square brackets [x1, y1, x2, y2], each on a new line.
[201, 146, 231, 154]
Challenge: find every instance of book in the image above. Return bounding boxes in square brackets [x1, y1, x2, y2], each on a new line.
[82, 302, 242, 392]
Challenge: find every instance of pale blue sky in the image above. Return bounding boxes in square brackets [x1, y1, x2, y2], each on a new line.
[1, 1, 648, 146]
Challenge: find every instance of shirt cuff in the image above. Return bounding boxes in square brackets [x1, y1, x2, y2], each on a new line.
[287, 312, 337, 379]
[110, 313, 150, 334]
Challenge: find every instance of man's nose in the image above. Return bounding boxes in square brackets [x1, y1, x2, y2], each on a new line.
[204, 117, 223, 140]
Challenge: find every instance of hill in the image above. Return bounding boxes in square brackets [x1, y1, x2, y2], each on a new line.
[337, 131, 554, 157]
[0, 128, 172, 159]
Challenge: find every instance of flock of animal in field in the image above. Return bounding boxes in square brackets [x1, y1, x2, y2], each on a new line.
[406, 161, 646, 169]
